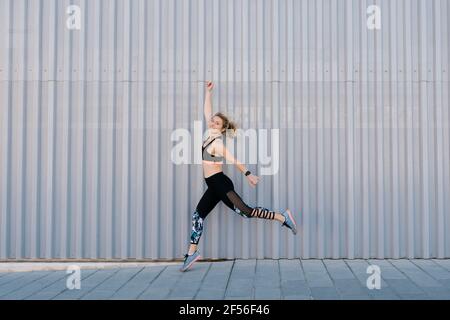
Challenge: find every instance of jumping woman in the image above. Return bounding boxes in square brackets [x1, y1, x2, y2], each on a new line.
[180, 81, 298, 272]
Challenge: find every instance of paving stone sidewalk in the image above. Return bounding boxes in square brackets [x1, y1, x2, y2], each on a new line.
[1, 259, 450, 300]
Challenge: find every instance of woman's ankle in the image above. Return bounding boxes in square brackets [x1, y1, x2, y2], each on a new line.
[188, 246, 197, 255]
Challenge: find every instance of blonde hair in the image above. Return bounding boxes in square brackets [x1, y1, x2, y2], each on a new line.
[214, 112, 238, 138]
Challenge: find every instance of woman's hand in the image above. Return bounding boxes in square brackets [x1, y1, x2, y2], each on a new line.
[206, 81, 214, 92]
[246, 174, 260, 188]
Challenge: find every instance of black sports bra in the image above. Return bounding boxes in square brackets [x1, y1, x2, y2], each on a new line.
[202, 136, 224, 162]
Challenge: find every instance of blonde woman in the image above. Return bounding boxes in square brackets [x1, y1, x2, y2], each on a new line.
[181, 81, 298, 272]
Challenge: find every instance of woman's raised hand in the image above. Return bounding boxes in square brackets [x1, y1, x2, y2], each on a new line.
[246, 174, 260, 188]
[206, 81, 214, 92]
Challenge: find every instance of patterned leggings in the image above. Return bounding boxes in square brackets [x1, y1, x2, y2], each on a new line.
[190, 172, 277, 245]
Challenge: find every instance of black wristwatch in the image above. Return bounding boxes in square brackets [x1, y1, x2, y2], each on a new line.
[244, 170, 251, 176]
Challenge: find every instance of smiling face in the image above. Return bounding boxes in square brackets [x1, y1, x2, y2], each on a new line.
[208, 116, 225, 132]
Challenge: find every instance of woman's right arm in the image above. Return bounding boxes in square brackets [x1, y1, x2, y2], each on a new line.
[204, 81, 214, 121]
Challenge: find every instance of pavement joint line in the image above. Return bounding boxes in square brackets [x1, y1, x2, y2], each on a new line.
[27, 270, 98, 300]
[135, 266, 168, 300]
[80, 268, 131, 300]
[223, 260, 236, 299]
[346, 259, 394, 299]
[0, 271, 53, 299]
[276, 260, 282, 297]
[65, 268, 122, 300]
[343, 259, 368, 294]
[433, 259, 450, 272]
[2, 260, 450, 301]
[321, 259, 341, 298]
[298, 259, 312, 298]
[192, 262, 214, 300]
[166, 265, 197, 299]
[16, 271, 69, 300]
[251, 259, 257, 299]
[388, 259, 437, 292]
[107, 267, 146, 299]
[410, 259, 449, 282]
[0, 272, 29, 288]
[171, 263, 212, 299]
[49, 269, 101, 300]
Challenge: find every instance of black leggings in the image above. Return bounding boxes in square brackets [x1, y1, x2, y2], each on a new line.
[190, 172, 277, 245]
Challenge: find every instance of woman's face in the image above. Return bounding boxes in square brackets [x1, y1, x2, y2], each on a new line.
[208, 116, 224, 131]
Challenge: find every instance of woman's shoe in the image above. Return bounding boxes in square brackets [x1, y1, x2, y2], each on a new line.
[281, 209, 297, 235]
[180, 250, 201, 272]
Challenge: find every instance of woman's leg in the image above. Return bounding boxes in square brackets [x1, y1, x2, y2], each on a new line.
[220, 189, 286, 224]
[188, 187, 221, 254]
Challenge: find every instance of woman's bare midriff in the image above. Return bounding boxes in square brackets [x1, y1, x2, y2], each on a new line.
[203, 161, 223, 178]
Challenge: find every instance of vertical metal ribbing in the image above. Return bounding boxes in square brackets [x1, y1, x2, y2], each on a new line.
[1, 0, 448, 260]
[390, 0, 400, 259]
[418, 0, 431, 258]
[0, 0, 12, 259]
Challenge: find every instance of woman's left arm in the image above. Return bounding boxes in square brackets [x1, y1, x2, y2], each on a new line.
[216, 141, 260, 187]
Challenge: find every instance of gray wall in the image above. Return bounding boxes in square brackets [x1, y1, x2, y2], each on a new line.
[0, 0, 449, 260]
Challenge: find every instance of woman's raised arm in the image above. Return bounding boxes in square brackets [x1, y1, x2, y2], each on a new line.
[204, 81, 214, 121]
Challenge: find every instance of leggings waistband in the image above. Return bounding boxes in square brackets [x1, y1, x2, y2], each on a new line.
[204, 171, 225, 182]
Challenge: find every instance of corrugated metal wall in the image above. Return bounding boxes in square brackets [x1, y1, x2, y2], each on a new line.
[0, 0, 449, 260]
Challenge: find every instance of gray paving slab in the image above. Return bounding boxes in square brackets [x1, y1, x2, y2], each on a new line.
[301, 260, 334, 287]
[0, 271, 52, 298]
[440, 279, 450, 288]
[26, 269, 99, 300]
[279, 259, 305, 281]
[137, 265, 181, 300]
[195, 261, 234, 299]
[310, 287, 341, 300]
[169, 262, 211, 299]
[224, 260, 256, 298]
[367, 259, 407, 279]
[110, 266, 166, 300]
[344, 259, 389, 288]
[254, 287, 282, 300]
[52, 268, 120, 300]
[344, 260, 394, 298]
[323, 260, 356, 280]
[0, 270, 67, 300]
[433, 260, 450, 272]
[389, 260, 442, 288]
[194, 288, 227, 300]
[1, 259, 450, 300]
[283, 294, 312, 300]
[367, 288, 400, 300]
[255, 260, 280, 288]
[225, 279, 254, 298]
[340, 295, 372, 300]
[420, 286, 450, 299]
[254, 260, 281, 298]
[384, 279, 426, 296]
[333, 279, 369, 297]
[224, 296, 254, 300]
[229, 259, 257, 279]
[281, 280, 311, 297]
[0, 272, 29, 287]
[412, 260, 450, 280]
[81, 267, 144, 300]
[400, 293, 434, 300]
